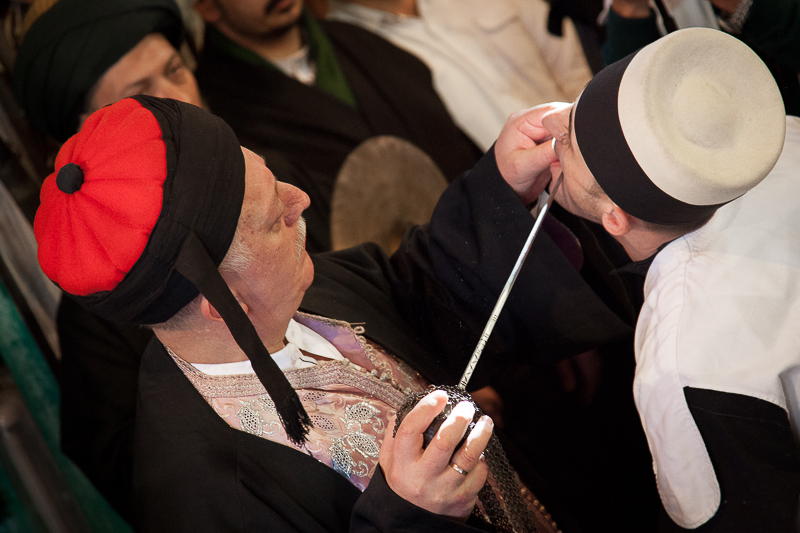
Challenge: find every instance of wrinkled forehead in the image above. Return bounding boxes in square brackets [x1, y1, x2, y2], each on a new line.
[90, 34, 179, 96]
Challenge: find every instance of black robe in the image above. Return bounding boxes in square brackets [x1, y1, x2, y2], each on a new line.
[195, 20, 483, 186]
[653, 388, 800, 532]
[131, 150, 632, 531]
[58, 150, 334, 522]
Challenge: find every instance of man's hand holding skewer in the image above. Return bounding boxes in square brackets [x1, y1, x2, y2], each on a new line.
[495, 103, 568, 204]
[379, 390, 493, 521]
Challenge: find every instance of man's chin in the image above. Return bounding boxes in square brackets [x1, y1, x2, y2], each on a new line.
[264, 2, 302, 35]
[551, 195, 580, 217]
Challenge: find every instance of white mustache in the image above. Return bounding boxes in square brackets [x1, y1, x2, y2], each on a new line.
[295, 216, 306, 261]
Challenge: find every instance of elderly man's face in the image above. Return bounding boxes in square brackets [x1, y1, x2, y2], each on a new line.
[226, 148, 314, 342]
[196, 0, 304, 39]
[542, 101, 604, 224]
[86, 33, 203, 116]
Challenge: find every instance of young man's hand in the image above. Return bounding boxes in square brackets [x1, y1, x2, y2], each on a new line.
[495, 103, 567, 205]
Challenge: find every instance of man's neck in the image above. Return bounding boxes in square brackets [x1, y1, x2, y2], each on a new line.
[155, 324, 287, 365]
[216, 23, 304, 61]
[344, 0, 419, 16]
[615, 228, 674, 262]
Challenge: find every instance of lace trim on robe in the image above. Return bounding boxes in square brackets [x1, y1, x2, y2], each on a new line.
[172, 357, 409, 409]
[168, 313, 428, 491]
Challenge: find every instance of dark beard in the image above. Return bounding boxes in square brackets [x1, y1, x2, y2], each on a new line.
[216, 0, 302, 41]
[262, 20, 297, 40]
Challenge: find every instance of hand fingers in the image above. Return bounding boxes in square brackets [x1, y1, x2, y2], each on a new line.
[508, 102, 569, 125]
[445, 428, 493, 509]
[424, 400, 475, 466]
[448, 416, 493, 508]
[509, 102, 571, 143]
[538, 102, 572, 123]
[452, 415, 493, 474]
[392, 390, 448, 465]
[508, 138, 558, 182]
[460, 455, 489, 498]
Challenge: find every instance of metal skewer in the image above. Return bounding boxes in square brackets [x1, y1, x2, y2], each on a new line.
[457, 170, 564, 390]
[395, 164, 566, 533]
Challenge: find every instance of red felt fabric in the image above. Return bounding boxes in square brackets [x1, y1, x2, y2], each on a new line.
[35, 98, 166, 296]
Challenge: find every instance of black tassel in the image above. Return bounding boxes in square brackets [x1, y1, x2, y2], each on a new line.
[276, 392, 313, 446]
[173, 234, 314, 447]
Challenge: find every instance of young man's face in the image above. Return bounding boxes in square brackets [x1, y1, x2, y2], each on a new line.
[542, 100, 604, 224]
[226, 148, 314, 344]
[87, 33, 203, 116]
[197, 0, 304, 41]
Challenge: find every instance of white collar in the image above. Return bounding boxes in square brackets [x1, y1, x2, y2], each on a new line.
[192, 318, 344, 375]
[272, 44, 316, 85]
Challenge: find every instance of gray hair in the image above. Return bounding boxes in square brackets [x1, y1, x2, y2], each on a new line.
[147, 221, 253, 332]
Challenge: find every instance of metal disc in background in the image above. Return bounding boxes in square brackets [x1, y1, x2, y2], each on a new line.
[331, 136, 448, 254]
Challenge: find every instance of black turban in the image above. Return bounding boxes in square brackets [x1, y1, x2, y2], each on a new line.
[14, 0, 183, 142]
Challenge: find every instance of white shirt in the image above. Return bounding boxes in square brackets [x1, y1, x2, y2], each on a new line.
[192, 318, 344, 375]
[327, 0, 592, 151]
[633, 117, 800, 528]
[272, 44, 317, 85]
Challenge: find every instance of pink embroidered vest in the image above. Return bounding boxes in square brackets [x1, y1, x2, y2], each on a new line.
[169, 312, 560, 532]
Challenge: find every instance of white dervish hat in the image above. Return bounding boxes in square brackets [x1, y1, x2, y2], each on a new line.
[575, 27, 786, 225]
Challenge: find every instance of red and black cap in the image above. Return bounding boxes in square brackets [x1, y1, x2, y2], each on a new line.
[35, 96, 311, 444]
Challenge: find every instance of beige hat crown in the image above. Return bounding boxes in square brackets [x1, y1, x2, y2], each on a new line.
[575, 28, 785, 224]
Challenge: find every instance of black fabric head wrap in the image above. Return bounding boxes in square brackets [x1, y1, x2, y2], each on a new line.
[14, 0, 183, 141]
[35, 96, 312, 444]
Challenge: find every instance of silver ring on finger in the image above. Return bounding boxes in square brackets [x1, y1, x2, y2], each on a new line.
[449, 462, 469, 476]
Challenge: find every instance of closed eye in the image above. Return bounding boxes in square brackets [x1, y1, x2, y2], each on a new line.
[165, 54, 187, 81]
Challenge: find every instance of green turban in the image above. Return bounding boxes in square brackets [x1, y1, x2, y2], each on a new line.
[14, 0, 183, 142]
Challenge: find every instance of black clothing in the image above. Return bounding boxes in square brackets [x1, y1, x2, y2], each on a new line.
[655, 389, 800, 532]
[61, 151, 656, 529]
[58, 296, 150, 521]
[195, 20, 483, 185]
[133, 150, 631, 530]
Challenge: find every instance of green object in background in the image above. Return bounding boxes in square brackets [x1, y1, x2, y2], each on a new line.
[0, 277, 131, 532]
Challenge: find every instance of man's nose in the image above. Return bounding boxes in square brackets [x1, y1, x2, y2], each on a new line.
[279, 182, 310, 227]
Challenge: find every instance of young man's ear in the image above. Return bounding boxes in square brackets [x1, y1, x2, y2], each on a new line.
[194, 0, 222, 24]
[200, 294, 249, 322]
[601, 204, 632, 237]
